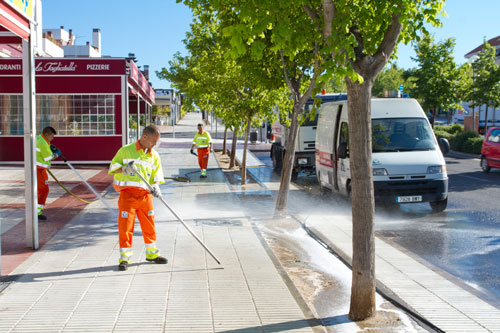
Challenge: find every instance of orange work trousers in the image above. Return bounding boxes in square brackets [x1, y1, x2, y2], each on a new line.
[197, 147, 210, 170]
[118, 188, 157, 249]
[37, 167, 49, 207]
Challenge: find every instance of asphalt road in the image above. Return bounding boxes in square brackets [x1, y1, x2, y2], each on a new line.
[252, 151, 500, 309]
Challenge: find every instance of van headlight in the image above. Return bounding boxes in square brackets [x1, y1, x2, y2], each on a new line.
[427, 165, 446, 174]
[373, 168, 388, 176]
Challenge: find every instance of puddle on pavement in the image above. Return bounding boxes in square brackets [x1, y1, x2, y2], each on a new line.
[194, 218, 243, 227]
[256, 217, 427, 332]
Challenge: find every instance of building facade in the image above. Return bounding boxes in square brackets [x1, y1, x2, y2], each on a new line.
[0, 57, 155, 163]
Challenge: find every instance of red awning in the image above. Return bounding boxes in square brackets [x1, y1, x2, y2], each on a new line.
[0, 1, 30, 41]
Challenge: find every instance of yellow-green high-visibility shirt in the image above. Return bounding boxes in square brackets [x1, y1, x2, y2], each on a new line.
[109, 141, 164, 191]
[192, 131, 212, 148]
[36, 134, 55, 169]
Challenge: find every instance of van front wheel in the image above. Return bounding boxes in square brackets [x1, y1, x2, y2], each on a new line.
[430, 198, 447, 213]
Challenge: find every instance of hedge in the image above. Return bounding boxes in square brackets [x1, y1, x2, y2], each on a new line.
[434, 124, 463, 134]
[434, 130, 453, 141]
[433, 124, 483, 155]
[450, 131, 477, 151]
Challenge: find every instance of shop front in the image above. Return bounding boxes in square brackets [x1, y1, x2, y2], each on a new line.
[0, 57, 154, 163]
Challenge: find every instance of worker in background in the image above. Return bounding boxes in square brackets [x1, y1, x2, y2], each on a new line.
[191, 123, 213, 178]
[36, 126, 61, 220]
[109, 125, 167, 271]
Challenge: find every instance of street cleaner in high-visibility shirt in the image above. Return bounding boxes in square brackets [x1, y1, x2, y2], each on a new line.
[36, 126, 61, 220]
[109, 125, 167, 271]
[191, 123, 213, 178]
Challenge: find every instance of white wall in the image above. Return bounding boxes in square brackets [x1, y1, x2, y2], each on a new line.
[63, 45, 100, 58]
[42, 37, 64, 57]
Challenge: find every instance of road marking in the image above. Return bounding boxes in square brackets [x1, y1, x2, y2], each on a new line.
[453, 174, 489, 182]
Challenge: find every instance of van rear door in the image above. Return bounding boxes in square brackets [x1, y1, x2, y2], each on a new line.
[331, 104, 343, 190]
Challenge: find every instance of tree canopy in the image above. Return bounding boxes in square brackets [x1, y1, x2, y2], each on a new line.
[407, 34, 465, 125]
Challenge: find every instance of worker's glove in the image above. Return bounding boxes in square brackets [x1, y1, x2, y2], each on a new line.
[121, 164, 136, 177]
[190, 148, 194, 155]
[150, 184, 162, 198]
[50, 145, 61, 158]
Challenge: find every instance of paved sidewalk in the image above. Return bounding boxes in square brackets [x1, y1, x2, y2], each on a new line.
[0, 114, 319, 332]
[3, 112, 497, 332]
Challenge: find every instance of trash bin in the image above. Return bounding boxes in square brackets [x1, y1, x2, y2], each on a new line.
[250, 131, 257, 143]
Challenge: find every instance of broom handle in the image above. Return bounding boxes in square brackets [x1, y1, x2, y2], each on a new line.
[128, 162, 221, 265]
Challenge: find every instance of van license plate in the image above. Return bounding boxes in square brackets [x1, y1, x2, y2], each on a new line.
[396, 196, 422, 203]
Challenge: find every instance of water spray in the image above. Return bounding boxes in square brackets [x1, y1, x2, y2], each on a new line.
[51, 146, 113, 212]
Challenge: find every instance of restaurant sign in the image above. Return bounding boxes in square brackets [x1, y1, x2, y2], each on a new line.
[0, 58, 126, 76]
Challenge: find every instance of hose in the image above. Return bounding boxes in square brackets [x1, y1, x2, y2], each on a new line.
[47, 169, 99, 204]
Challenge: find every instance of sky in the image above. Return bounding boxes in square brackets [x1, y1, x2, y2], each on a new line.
[42, 0, 500, 89]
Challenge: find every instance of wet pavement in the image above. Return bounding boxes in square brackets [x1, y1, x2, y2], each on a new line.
[2, 112, 500, 331]
[254, 149, 500, 310]
[0, 112, 427, 332]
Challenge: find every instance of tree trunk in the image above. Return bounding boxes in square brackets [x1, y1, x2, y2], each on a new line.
[431, 107, 438, 128]
[229, 126, 238, 168]
[275, 103, 302, 212]
[484, 105, 489, 134]
[346, 77, 376, 321]
[223, 127, 228, 154]
[241, 114, 252, 185]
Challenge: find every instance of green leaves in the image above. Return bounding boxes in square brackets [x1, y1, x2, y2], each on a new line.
[407, 34, 466, 115]
[471, 42, 500, 109]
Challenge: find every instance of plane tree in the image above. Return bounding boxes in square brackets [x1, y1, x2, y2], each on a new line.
[179, 0, 446, 321]
[158, 9, 289, 184]
[406, 34, 464, 127]
[470, 42, 500, 134]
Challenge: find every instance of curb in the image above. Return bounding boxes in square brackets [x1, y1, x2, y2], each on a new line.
[297, 218, 445, 333]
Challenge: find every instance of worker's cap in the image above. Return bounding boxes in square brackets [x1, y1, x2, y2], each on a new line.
[197, 123, 203, 127]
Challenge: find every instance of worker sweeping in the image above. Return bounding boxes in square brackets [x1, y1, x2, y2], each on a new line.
[190, 123, 213, 178]
[108, 125, 167, 271]
[36, 126, 61, 220]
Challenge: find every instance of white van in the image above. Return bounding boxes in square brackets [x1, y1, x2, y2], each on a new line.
[315, 98, 450, 212]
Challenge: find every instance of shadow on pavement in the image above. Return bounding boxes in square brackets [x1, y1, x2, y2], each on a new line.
[0, 265, 223, 283]
[217, 318, 324, 332]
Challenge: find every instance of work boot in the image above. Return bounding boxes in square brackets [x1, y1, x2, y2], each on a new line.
[146, 256, 168, 264]
[38, 214, 47, 221]
[118, 261, 129, 271]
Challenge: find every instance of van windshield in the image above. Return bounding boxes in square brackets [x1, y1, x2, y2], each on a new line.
[372, 118, 437, 152]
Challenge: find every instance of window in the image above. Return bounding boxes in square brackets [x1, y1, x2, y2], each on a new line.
[338, 121, 349, 155]
[0, 95, 24, 135]
[372, 118, 436, 152]
[0, 94, 116, 136]
[488, 129, 500, 143]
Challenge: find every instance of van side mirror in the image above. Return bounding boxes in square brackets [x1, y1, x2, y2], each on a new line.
[439, 138, 450, 155]
[338, 142, 348, 159]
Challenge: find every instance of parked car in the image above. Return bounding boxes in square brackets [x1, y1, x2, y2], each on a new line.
[480, 127, 500, 172]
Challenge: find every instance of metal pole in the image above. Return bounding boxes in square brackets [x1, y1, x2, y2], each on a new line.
[172, 92, 175, 139]
[129, 162, 221, 265]
[136, 96, 140, 141]
[23, 25, 38, 249]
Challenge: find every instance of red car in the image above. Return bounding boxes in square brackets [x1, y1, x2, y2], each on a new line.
[481, 127, 500, 172]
